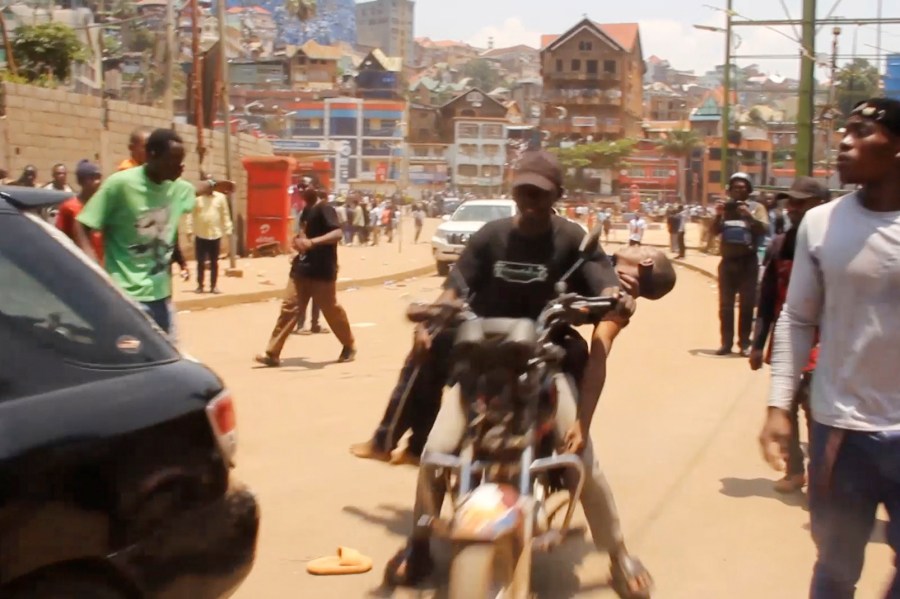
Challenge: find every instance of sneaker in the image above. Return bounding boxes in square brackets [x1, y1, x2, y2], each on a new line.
[195, 286, 205, 294]
[338, 346, 357, 363]
[211, 287, 222, 294]
[297, 327, 313, 336]
[740, 346, 752, 357]
[715, 346, 733, 356]
[774, 474, 806, 494]
[254, 353, 280, 367]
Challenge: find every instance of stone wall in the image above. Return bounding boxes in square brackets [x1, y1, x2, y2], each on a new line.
[0, 82, 274, 256]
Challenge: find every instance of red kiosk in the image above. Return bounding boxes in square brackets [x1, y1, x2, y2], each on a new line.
[242, 156, 298, 253]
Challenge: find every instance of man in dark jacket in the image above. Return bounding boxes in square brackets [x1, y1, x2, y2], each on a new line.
[710, 172, 768, 356]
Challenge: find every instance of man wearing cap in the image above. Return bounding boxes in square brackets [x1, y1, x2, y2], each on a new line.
[760, 98, 900, 597]
[710, 172, 769, 356]
[384, 151, 654, 598]
[749, 177, 829, 494]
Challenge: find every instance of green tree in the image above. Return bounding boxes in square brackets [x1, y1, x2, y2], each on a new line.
[460, 58, 502, 92]
[551, 139, 637, 189]
[12, 22, 85, 82]
[285, 0, 317, 21]
[657, 129, 703, 201]
[835, 58, 880, 119]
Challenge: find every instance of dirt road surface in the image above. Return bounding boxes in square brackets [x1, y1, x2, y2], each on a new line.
[177, 267, 893, 598]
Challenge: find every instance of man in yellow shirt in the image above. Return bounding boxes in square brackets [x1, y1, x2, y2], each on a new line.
[186, 172, 233, 293]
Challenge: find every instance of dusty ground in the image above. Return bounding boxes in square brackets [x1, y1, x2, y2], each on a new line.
[177, 266, 893, 598]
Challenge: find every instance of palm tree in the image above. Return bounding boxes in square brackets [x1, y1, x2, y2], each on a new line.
[285, 0, 316, 22]
[658, 129, 703, 203]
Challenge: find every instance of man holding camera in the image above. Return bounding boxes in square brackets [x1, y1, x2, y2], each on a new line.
[711, 172, 768, 356]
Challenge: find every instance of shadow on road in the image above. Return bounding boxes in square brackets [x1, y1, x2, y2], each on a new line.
[343, 504, 602, 598]
[719, 477, 808, 508]
[689, 349, 742, 359]
[276, 356, 332, 370]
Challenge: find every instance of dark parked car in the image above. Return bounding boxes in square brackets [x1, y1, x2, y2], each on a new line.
[0, 187, 259, 598]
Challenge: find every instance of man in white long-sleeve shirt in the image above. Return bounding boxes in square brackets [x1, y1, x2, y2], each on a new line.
[760, 98, 900, 598]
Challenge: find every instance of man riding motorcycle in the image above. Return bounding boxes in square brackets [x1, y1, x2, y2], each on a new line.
[385, 151, 656, 598]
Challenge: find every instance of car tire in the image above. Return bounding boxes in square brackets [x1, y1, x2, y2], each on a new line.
[436, 261, 450, 277]
[7, 575, 128, 599]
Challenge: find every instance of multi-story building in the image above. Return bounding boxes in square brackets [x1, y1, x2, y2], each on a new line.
[539, 18, 644, 143]
[644, 82, 690, 121]
[480, 44, 540, 80]
[355, 0, 415, 65]
[288, 41, 342, 90]
[356, 49, 404, 99]
[269, 97, 406, 190]
[406, 103, 450, 198]
[413, 38, 480, 69]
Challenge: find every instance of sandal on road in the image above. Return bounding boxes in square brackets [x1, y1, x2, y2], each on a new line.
[610, 555, 653, 598]
[307, 547, 372, 575]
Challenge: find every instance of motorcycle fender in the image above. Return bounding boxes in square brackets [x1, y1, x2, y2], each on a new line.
[450, 483, 524, 542]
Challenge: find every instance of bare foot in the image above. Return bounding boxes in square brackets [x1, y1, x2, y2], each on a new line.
[349, 439, 391, 462]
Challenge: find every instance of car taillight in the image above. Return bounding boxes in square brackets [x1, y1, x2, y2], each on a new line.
[206, 390, 237, 466]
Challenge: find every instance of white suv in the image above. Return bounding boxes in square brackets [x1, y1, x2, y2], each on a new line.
[431, 199, 517, 275]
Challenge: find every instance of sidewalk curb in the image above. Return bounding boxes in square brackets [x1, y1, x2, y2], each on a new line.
[175, 263, 436, 312]
[672, 258, 717, 281]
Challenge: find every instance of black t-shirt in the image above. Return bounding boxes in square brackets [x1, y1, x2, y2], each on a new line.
[293, 202, 340, 280]
[447, 216, 620, 320]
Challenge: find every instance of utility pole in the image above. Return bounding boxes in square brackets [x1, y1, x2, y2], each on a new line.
[0, 10, 17, 77]
[796, 0, 817, 177]
[191, 0, 205, 168]
[216, 0, 238, 270]
[164, 0, 175, 114]
[825, 27, 840, 185]
[721, 0, 733, 183]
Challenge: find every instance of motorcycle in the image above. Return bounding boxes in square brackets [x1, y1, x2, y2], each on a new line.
[409, 227, 617, 598]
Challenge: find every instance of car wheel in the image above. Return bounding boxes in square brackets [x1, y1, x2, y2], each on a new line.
[7, 575, 128, 599]
[436, 261, 450, 277]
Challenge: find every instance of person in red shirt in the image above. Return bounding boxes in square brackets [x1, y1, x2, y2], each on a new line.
[56, 159, 104, 262]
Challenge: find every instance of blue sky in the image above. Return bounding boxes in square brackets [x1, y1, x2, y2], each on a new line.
[410, 0, 900, 76]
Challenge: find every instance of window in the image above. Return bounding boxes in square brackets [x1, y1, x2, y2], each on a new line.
[604, 60, 617, 74]
[482, 144, 501, 157]
[458, 123, 479, 139]
[556, 59, 563, 72]
[653, 168, 671, 178]
[571, 59, 581, 72]
[586, 60, 598, 74]
[0, 215, 177, 384]
[709, 148, 722, 161]
[708, 171, 722, 183]
[482, 124, 504, 139]
[458, 164, 478, 177]
[578, 40, 593, 51]
[452, 204, 514, 222]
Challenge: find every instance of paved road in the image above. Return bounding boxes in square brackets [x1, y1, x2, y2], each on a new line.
[177, 267, 892, 598]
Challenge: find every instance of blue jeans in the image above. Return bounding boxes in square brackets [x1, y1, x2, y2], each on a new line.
[809, 422, 900, 598]
[140, 297, 175, 341]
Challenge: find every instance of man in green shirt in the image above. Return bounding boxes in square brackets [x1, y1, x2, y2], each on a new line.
[75, 129, 196, 334]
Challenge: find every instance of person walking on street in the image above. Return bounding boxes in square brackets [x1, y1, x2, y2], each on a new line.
[255, 187, 356, 366]
[413, 203, 425, 243]
[711, 172, 768, 356]
[759, 98, 900, 598]
[43, 163, 73, 193]
[74, 129, 197, 337]
[627, 211, 646, 246]
[187, 172, 233, 294]
[56, 160, 103, 261]
[675, 204, 688, 258]
[750, 177, 829, 494]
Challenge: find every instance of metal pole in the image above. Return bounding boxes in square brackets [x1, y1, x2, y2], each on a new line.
[164, 0, 174, 113]
[191, 0, 204, 168]
[876, 0, 883, 77]
[216, 0, 236, 268]
[721, 0, 732, 185]
[825, 27, 840, 185]
[796, 0, 816, 177]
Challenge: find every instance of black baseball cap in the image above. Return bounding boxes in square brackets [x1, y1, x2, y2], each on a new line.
[850, 98, 900, 137]
[776, 177, 829, 202]
[512, 151, 564, 192]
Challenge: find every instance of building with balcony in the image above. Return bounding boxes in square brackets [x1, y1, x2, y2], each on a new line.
[450, 119, 508, 194]
[539, 19, 644, 143]
[268, 97, 406, 190]
[287, 40, 342, 90]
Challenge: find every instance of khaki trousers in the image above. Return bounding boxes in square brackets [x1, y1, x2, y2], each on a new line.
[265, 276, 355, 358]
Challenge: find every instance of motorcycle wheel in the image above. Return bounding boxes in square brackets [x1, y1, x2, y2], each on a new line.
[448, 541, 516, 599]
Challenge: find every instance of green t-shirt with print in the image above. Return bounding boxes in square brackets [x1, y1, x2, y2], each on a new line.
[77, 166, 196, 302]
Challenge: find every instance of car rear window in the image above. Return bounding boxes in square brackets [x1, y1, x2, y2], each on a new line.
[0, 213, 179, 367]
